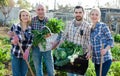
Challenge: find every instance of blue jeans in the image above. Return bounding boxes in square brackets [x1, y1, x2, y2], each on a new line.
[32, 46, 54, 76]
[67, 73, 77, 76]
[67, 73, 84, 76]
[11, 54, 28, 76]
[95, 59, 112, 76]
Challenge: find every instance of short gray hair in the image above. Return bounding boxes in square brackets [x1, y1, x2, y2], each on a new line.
[35, 4, 46, 11]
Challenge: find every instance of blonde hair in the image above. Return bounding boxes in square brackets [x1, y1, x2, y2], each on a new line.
[89, 7, 101, 21]
[19, 9, 31, 26]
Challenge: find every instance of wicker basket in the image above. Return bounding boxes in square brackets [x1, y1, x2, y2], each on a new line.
[38, 26, 58, 52]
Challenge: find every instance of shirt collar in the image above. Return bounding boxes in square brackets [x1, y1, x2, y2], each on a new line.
[73, 19, 84, 27]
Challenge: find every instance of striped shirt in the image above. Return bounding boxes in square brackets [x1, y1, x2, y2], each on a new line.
[63, 19, 91, 53]
[10, 23, 33, 58]
[90, 22, 114, 64]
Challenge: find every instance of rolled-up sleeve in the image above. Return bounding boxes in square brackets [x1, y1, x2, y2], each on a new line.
[86, 24, 91, 45]
[28, 35, 33, 47]
[10, 24, 23, 42]
[61, 24, 69, 41]
[102, 24, 114, 47]
[27, 28, 33, 47]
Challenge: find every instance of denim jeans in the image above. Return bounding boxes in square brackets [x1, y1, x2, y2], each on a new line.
[32, 46, 54, 76]
[95, 59, 112, 76]
[11, 54, 28, 76]
[67, 73, 85, 76]
[67, 73, 77, 76]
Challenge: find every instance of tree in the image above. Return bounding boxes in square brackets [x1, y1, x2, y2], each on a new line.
[0, 0, 15, 26]
[104, 2, 111, 8]
[57, 4, 73, 12]
[17, 0, 31, 10]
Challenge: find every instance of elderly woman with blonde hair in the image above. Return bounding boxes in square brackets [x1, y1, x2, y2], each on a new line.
[89, 7, 114, 76]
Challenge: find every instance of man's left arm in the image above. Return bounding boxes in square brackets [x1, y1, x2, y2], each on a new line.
[86, 24, 92, 59]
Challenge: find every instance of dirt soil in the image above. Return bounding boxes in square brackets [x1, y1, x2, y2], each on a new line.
[0, 27, 10, 37]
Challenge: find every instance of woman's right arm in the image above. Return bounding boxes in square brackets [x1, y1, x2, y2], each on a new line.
[8, 24, 19, 45]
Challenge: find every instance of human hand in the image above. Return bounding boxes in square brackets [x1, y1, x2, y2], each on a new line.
[23, 49, 29, 60]
[11, 35, 19, 45]
[101, 49, 107, 56]
[86, 51, 91, 60]
[8, 31, 14, 38]
[51, 41, 58, 50]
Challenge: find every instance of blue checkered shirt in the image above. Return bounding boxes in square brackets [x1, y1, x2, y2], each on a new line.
[10, 23, 33, 58]
[90, 22, 114, 64]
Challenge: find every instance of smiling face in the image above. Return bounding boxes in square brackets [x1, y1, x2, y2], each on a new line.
[36, 4, 45, 19]
[74, 8, 84, 21]
[90, 8, 101, 24]
[20, 12, 30, 23]
[19, 9, 31, 24]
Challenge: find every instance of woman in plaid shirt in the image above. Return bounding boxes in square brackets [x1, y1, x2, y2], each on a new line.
[90, 8, 114, 76]
[8, 9, 33, 76]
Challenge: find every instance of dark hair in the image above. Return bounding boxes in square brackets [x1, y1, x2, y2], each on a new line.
[74, 6, 84, 13]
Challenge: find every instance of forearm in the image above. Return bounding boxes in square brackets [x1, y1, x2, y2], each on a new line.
[87, 44, 92, 54]
[105, 45, 111, 51]
[8, 31, 14, 38]
[27, 45, 32, 50]
[52, 40, 60, 50]
[87, 27, 91, 53]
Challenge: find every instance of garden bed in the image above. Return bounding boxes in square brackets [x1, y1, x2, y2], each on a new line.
[0, 31, 120, 76]
[0, 27, 9, 37]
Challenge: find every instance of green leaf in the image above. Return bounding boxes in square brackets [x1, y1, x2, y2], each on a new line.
[46, 18, 65, 33]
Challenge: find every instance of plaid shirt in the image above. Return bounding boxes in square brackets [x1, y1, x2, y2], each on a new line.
[31, 16, 52, 51]
[10, 23, 33, 58]
[90, 22, 114, 64]
[31, 16, 48, 30]
[63, 19, 91, 53]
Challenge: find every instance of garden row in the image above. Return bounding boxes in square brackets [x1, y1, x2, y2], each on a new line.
[0, 33, 120, 76]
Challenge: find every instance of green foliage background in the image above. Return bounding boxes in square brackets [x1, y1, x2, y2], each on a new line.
[0, 35, 120, 76]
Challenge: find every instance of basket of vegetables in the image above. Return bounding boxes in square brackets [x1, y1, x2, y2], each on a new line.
[53, 40, 88, 75]
[32, 18, 64, 51]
